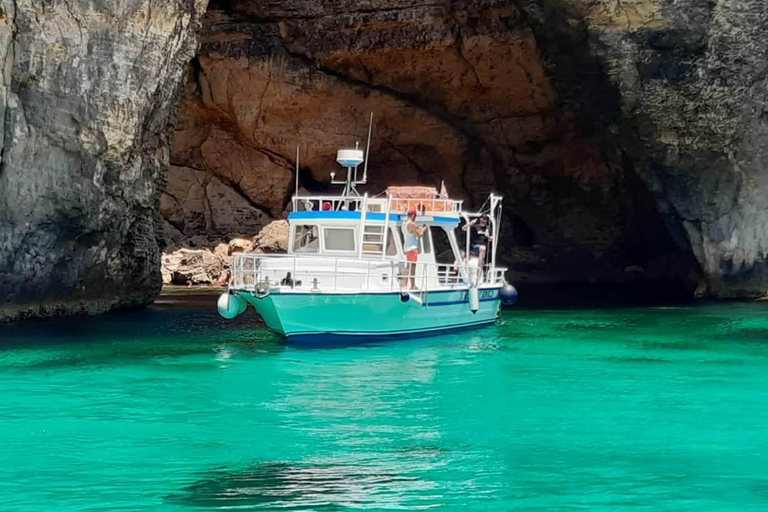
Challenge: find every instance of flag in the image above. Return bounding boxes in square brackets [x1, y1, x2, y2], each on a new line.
[439, 180, 448, 198]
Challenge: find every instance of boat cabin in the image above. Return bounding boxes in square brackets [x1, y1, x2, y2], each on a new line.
[287, 186, 467, 276]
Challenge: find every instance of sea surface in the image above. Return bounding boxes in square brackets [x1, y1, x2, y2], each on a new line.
[2, 299, 768, 511]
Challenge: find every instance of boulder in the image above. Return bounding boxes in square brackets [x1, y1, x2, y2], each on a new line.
[161, 248, 231, 287]
[228, 237, 254, 254]
[253, 221, 290, 254]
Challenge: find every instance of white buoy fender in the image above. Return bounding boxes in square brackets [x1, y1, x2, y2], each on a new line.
[399, 292, 423, 306]
[217, 292, 247, 319]
[468, 287, 480, 313]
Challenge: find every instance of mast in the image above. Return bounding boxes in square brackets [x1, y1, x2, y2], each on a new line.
[362, 112, 373, 184]
[490, 194, 501, 272]
[295, 145, 300, 197]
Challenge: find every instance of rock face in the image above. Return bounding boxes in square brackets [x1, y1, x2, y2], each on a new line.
[0, 0, 207, 320]
[517, 0, 768, 297]
[161, 164, 270, 243]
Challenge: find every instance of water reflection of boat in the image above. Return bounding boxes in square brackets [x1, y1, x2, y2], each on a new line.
[217, 140, 517, 342]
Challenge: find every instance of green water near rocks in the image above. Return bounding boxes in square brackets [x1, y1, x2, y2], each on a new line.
[2, 302, 768, 511]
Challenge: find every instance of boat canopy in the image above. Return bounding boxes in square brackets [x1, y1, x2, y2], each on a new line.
[385, 186, 459, 215]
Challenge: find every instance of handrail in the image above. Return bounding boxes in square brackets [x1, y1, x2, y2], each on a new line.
[387, 196, 463, 214]
[381, 194, 392, 261]
[230, 253, 506, 294]
[357, 193, 368, 258]
[292, 195, 367, 213]
[233, 251, 508, 270]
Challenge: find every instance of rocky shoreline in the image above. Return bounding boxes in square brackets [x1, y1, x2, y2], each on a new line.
[161, 220, 289, 287]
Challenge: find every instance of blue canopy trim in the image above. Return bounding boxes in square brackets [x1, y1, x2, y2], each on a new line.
[288, 211, 460, 225]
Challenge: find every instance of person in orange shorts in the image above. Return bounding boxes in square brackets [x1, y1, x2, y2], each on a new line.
[401, 208, 427, 290]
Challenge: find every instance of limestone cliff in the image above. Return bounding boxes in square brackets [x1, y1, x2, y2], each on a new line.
[0, 0, 207, 320]
[517, 0, 768, 297]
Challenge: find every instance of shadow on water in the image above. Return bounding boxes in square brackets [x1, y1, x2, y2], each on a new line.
[0, 307, 287, 369]
[167, 462, 423, 510]
[599, 356, 673, 364]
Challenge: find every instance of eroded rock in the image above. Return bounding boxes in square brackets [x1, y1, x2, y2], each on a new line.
[252, 220, 289, 254]
[161, 165, 271, 240]
[518, 0, 768, 297]
[0, 0, 208, 320]
[162, 248, 229, 286]
[4, 0, 766, 320]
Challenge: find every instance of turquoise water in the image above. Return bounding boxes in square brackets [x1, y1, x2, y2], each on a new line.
[2, 302, 768, 511]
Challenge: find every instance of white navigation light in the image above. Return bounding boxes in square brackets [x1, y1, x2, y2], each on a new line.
[337, 149, 364, 168]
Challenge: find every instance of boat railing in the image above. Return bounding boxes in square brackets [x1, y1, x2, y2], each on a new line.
[230, 253, 505, 293]
[292, 195, 366, 213]
[291, 195, 463, 216]
[370, 196, 463, 215]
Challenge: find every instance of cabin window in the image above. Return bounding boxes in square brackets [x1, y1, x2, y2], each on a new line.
[324, 227, 356, 252]
[431, 226, 454, 264]
[293, 225, 319, 253]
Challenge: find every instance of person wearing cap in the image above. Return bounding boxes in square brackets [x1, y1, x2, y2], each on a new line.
[401, 207, 427, 290]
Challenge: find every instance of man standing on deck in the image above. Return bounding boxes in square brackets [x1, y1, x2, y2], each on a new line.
[401, 207, 427, 290]
[462, 214, 491, 265]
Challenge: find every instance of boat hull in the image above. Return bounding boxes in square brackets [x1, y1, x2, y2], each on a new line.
[240, 288, 501, 342]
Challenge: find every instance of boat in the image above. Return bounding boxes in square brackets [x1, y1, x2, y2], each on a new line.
[216, 139, 518, 342]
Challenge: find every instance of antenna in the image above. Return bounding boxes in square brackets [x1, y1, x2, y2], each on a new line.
[294, 145, 300, 198]
[354, 141, 360, 183]
[362, 112, 373, 184]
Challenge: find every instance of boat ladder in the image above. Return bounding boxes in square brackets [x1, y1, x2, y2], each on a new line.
[362, 224, 386, 256]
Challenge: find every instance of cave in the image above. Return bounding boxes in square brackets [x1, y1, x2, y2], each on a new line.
[1, 0, 766, 320]
[165, 0, 701, 303]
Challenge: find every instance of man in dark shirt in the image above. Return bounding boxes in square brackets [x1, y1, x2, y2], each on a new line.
[462, 214, 490, 265]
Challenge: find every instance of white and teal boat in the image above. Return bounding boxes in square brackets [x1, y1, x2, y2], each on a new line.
[217, 145, 517, 342]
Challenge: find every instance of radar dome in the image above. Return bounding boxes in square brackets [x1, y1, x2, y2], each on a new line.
[337, 149, 364, 168]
